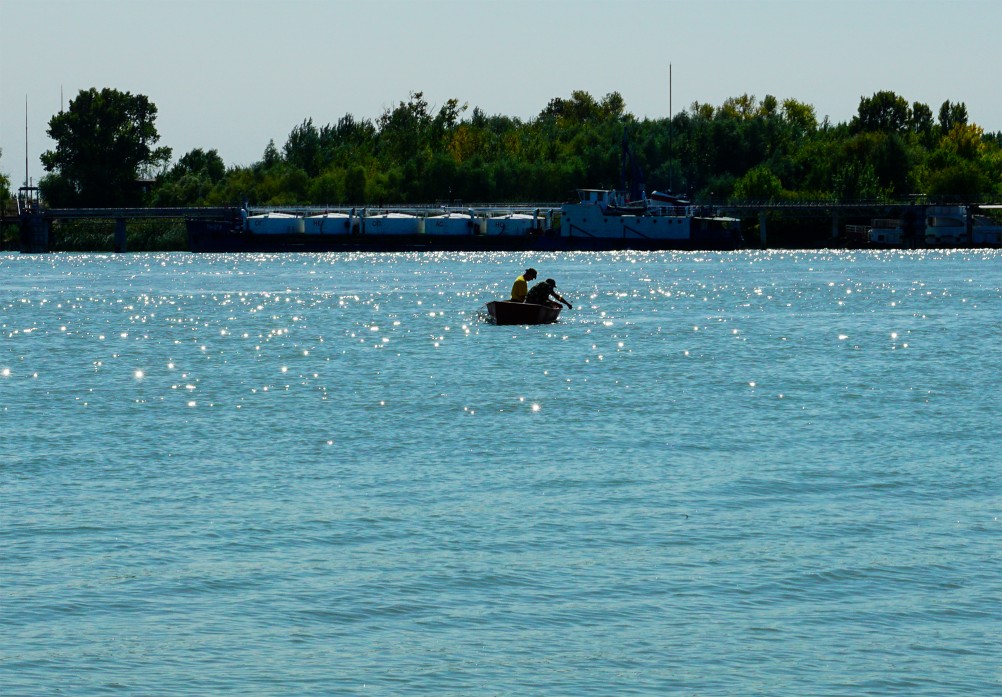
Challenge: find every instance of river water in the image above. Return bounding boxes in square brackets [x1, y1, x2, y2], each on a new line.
[1, 249, 999, 695]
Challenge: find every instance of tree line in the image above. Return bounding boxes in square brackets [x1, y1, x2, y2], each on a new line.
[2, 87, 1001, 210]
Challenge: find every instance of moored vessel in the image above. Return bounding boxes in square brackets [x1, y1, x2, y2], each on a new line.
[925, 206, 968, 246]
[972, 210, 1002, 246]
[867, 218, 906, 246]
[558, 188, 742, 250]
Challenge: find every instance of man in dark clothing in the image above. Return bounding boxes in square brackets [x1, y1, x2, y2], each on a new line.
[525, 278, 572, 309]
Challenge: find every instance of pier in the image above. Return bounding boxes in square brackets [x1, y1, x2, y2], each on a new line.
[3, 188, 238, 252]
[713, 200, 928, 247]
[714, 200, 1002, 248]
[4, 191, 999, 252]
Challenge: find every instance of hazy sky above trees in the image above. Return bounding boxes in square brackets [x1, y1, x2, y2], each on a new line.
[2, 0, 999, 186]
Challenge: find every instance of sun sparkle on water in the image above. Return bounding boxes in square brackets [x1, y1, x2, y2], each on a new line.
[2, 248, 999, 695]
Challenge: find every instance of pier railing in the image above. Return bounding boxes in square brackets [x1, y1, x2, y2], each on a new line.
[11, 205, 241, 253]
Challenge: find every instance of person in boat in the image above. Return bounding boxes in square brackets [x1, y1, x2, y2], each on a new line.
[525, 278, 572, 309]
[510, 267, 538, 302]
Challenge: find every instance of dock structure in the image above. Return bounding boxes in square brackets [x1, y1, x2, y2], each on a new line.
[2, 188, 239, 253]
[38, 206, 237, 253]
[713, 200, 930, 248]
[4, 194, 999, 252]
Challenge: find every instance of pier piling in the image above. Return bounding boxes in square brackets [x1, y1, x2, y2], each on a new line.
[114, 218, 127, 253]
[19, 213, 50, 253]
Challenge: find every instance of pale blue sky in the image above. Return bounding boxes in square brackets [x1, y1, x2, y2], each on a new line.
[2, 0, 1000, 187]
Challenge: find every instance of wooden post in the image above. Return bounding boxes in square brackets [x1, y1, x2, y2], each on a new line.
[19, 213, 50, 253]
[759, 210, 767, 248]
[114, 218, 127, 253]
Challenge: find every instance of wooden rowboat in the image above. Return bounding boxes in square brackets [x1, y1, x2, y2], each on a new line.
[486, 301, 561, 325]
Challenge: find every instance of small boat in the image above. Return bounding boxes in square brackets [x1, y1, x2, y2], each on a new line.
[486, 301, 561, 325]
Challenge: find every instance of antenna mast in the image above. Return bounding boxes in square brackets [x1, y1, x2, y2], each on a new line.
[25, 96, 30, 188]
[668, 64, 673, 193]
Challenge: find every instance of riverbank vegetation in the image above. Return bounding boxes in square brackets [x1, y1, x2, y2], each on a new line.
[152, 89, 1001, 209]
[3, 88, 1001, 212]
[43, 219, 188, 252]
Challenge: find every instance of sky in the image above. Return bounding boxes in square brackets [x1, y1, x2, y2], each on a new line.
[2, 0, 1000, 187]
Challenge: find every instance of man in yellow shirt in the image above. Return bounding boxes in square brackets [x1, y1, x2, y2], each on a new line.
[510, 267, 537, 302]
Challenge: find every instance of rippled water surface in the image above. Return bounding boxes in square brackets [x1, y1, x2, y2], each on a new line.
[2, 250, 1000, 695]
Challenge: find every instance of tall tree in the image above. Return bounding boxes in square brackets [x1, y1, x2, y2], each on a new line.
[0, 148, 11, 202]
[853, 91, 911, 133]
[150, 148, 226, 206]
[938, 100, 969, 133]
[732, 164, 784, 201]
[910, 102, 934, 135]
[781, 99, 817, 136]
[377, 92, 432, 165]
[284, 118, 322, 176]
[40, 87, 171, 206]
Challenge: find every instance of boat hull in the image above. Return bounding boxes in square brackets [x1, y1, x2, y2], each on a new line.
[486, 301, 561, 325]
[186, 218, 742, 253]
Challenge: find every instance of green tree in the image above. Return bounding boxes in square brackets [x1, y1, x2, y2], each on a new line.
[759, 94, 779, 117]
[430, 98, 467, 151]
[732, 165, 784, 201]
[924, 122, 993, 198]
[308, 170, 344, 204]
[867, 132, 913, 196]
[925, 159, 988, 199]
[284, 118, 322, 176]
[937, 100, 968, 133]
[150, 148, 227, 206]
[832, 161, 888, 201]
[939, 122, 984, 160]
[344, 166, 367, 204]
[40, 87, 171, 206]
[599, 92, 627, 120]
[0, 148, 11, 203]
[318, 114, 377, 168]
[910, 101, 935, 141]
[852, 91, 911, 133]
[202, 167, 259, 206]
[169, 148, 226, 183]
[689, 102, 715, 120]
[781, 99, 817, 137]
[719, 93, 759, 120]
[377, 91, 432, 165]
[149, 148, 226, 206]
[421, 152, 459, 201]
[540, 91, 596, 123]
[261, 139, 281, 169]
